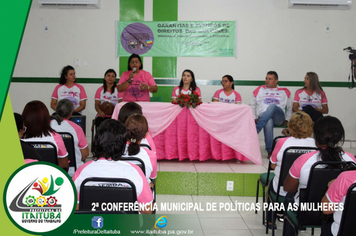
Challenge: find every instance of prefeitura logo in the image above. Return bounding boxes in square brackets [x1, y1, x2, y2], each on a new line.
[4, 162, 76, 234]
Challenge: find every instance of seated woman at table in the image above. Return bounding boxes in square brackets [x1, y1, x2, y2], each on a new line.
[117, 102, 156, 153]
[94, 69, 122, 128]
[51, 65, 88, 115]
[283, 116, 356, 234]
[292, 72, 328, 122]
[267, 111, 316, 227]
[212, 75, 241, 104]
[72, 119, 153, 213]
[21, 100, 68, 170]
[51, 99, 89, 170]
[117, 53, 158, 102]
[123, 114, 157, 186]
[171, 69, 202, 102]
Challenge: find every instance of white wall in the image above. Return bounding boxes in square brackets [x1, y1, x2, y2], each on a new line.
[10, 0, 356, 141]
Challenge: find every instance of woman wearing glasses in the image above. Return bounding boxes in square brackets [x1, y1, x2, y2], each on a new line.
[117, 53, 157, 102]
[212, 75, 241, 104]
[292, 72, 328, 122]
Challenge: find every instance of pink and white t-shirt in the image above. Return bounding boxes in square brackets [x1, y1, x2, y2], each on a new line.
[171, 86, 202, 99]
[294, 89, 328, 110]
[213, 89, 242, 103]
[72, 158, 153, 205]
[250, 85, 292, 120]
[51, 83, 87, 111]
[140, 132, 157, 153]
[270, 136, 316, 196]
[21, 132, 68, 159]
[289, 150, 356, 204]
[95, 86, 122, 117]
[51, 119, 88, 169]
[122, 145, 157, 184]
[326, 170, 356, 236]
[118, 70, 156, 102]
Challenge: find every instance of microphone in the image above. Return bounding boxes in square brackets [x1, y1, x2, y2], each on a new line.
[132, 67, 137, 72]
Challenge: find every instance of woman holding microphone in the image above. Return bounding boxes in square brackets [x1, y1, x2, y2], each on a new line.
[117, 54, 157, 102]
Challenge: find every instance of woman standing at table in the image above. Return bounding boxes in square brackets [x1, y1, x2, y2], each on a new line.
[117, 54, 158, 102]
[51, 65, 88, 115]
[171, 69, 202, 102]
[292, 72, 328, 122]
[212, 75, 241, 104]
[94, 69, 122, 128]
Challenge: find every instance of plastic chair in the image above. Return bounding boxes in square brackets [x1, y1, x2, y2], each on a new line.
[58, 132, 77, 175]
[79, 177, 138, 214]
[283, 161, 355, 236]
[26, 141, 58, 165]
[140, 143, 152, 151]
[266, 146, 317, 236]
[255, 136, 285, 225]
[337, 182, 356, 236]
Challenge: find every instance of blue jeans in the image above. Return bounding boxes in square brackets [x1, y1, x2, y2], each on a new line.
[256, 104, 285, 152]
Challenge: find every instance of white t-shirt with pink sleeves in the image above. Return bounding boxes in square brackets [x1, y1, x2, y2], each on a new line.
[51, 83, 88, 111]
[122, 145, 157, 184]
[94, 86, 122, 117]
[50, 119, 88, 169]
[289, 150, 356, 204]
[270, 136, 316, 196]
[250, 85, 292, 120]
[72, 158, 153, 205]
[293, 89, 328, 110]
[118, 70, 156, 102]
[213, 89, 242, 103]
[171, 86, 202, 99]
[21, 132, 68, 159]
[326, 170, 356, 236]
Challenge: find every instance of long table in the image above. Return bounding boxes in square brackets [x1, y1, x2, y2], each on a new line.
[112, 102, 262, 164]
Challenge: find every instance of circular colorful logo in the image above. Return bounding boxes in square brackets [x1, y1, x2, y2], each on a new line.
[121, 23, 154, 55]
[3, 162, 76, 234]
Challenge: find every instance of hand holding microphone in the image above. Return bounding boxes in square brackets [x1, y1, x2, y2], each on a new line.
[128, 67, 136, 84]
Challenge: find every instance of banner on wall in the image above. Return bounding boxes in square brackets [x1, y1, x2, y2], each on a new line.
[117, 21, 236, 57]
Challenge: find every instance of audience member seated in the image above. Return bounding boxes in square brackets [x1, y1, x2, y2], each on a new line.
[117, 53, 157, 102]
[320, 164, 356, 236]
[292, 72, 328, 122]
[51, 65, 88, 115]
[14, 112, 42, 164]
[118, 102, 156, 153]
[94, 69, 122, 128]
[72, 119, 153, 213]
[283, 116, 356, 234]
[212, 75, 241, 104]
[51, 99, 89, 169]
[21, 100, 68, 170]
[171, 69, 202, 102]
[321, 167, 356, 236]
[123, 114, 157, 186]
[250, 71, 292, 157]
[268, 111, 316, 227]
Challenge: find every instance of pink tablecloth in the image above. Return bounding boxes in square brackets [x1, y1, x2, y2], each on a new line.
[112, 102, 262, 164]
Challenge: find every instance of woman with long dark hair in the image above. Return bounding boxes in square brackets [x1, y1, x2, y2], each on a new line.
[94, 69, 121, 128]
[171, 69, 201, 102]
[51, 65, 88, 115]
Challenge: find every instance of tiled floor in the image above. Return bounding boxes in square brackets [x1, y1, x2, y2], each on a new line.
[154, 145, 356, 236]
